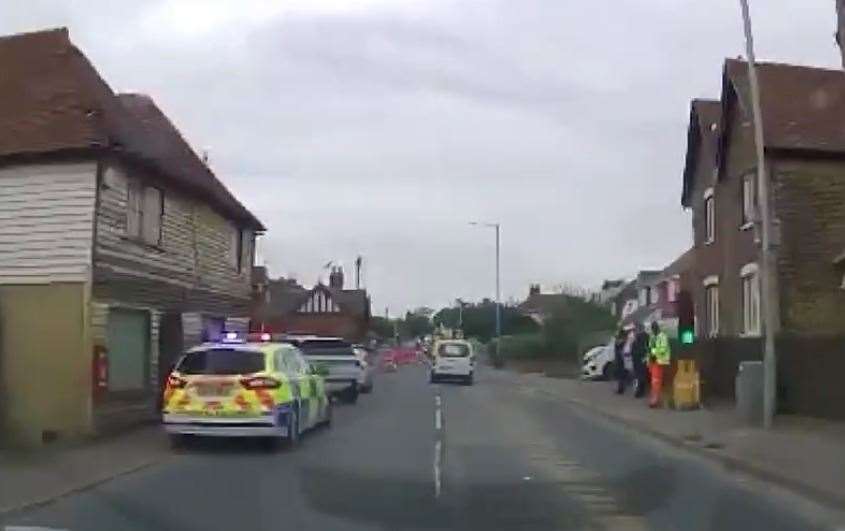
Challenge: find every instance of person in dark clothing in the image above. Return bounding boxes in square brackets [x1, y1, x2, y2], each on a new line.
[613, 329, 628, 394]
[631, 321, 650, 398]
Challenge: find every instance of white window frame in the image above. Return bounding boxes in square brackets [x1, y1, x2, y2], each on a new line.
[703, 275, 719, 337]
[740, 263, 760, 336]
[703, 187, 715, 244]
[740, 173, 755, 231]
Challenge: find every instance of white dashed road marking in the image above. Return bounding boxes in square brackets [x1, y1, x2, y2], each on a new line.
[433, 391, 443, 498]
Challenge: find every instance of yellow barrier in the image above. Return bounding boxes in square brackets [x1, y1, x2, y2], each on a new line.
[672, 359, 701, 410]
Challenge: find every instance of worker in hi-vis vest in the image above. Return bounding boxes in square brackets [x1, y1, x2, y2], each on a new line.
[647, 321, 672, 407]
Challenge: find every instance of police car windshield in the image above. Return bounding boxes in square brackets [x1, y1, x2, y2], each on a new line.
[438, 343, 470, 357]
[177, 349, 265, 375]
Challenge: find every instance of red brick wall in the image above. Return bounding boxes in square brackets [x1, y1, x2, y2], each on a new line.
[689, 99, 760, 337]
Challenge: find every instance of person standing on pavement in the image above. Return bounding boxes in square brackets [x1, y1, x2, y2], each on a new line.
[647, 321, 672, 407]
[617, 327, 635, 394]
[631, 322, 650, 398]
[613, 329, 628, 394]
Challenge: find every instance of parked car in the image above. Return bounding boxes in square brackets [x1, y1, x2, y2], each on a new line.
[353, 346, 374, 393]
[430, 339, 475, 385]
[581, 343, 615, 380]
[283, 336, 363, 404]
[161, 335, 331, 449]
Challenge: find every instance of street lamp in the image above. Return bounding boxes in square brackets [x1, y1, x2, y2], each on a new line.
[739, 0, 778, 429]
[469, 222, 501, 352]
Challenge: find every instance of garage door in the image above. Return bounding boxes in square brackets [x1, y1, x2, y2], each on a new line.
[106, 309, 150, 392]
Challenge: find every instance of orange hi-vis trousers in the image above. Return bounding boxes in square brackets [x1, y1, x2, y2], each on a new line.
[649, 362, 665, 407]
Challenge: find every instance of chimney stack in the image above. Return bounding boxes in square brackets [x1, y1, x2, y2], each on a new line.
[329, 266, 344, 289]
[529, 284, 540, 296]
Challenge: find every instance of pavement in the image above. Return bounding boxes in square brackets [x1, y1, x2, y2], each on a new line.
[2, 362, 845, 530]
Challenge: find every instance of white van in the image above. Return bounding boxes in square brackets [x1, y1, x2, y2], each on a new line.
[430, 340, 475, 385]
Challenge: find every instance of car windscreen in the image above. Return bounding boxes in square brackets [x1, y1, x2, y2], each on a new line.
[177, 349, 265, 375]
[297, 339, 354, 357]
[438, 343, 470, 357]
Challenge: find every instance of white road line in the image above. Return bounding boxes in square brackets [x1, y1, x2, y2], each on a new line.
[435, 408, 442, 430]
[5, 527, 70, 531]
[433, 439, 442, 498]
[434, 395, 441, 407]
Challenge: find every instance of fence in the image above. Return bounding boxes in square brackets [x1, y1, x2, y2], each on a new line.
[678, 334, 845, 420]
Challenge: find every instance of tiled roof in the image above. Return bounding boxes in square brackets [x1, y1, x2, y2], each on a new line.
[0, 27, 263, 230]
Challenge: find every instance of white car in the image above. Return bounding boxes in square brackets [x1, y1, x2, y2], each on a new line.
[353, 346, 374, 393]
[581, 343, 615, 380]
[430, 340, 475, 385]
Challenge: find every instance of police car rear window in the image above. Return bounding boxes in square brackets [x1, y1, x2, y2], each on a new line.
[177, 349, 265, 375]
[438, 343, 470, 357]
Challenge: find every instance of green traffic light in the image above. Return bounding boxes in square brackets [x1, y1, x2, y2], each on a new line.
[680, 329, 695, 345]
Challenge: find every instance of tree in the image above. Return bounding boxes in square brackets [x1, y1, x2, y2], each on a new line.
[432, 301, 539, 341]
[369, 316, 395, 339]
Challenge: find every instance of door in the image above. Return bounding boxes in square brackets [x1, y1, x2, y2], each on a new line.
[106, 309, 150, 395]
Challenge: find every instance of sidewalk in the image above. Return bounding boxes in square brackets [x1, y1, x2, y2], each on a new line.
[518, 371, 845, 509]
[0, 425, 170, 516]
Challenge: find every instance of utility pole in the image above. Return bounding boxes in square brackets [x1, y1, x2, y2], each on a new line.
[470, 222, 502, 354]
[739, 0, 778, 429]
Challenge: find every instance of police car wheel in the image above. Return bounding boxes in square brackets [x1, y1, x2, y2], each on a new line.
[285, 409, 300, 448]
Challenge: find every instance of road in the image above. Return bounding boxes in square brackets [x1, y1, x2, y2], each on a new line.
[2, 361, 838, 531]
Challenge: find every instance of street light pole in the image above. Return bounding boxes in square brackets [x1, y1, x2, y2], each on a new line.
[470, 222, 502, 353]
[739, 0, 778, 429]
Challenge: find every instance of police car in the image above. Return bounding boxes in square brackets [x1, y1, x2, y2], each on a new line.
[161, 332, 332, 449]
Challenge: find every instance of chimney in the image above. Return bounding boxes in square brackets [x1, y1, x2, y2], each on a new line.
[529, 284, 540, 296]
[838, 0, 845, 67]
[329, 266, 344, 289]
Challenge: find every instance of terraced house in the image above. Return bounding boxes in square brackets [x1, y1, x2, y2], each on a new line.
[680, 59, 845, 419]
[0, 28, 264, 445]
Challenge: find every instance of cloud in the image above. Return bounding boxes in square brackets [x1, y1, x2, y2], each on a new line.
[0, 0, 840, 313]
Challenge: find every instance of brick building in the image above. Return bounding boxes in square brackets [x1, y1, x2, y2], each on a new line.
[682, 59, 845, 338]
[679, 59, 845, 418]
[251, 267, 371, 342]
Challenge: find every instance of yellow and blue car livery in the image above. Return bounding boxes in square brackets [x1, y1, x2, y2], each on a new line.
[162, 338, 331, 443]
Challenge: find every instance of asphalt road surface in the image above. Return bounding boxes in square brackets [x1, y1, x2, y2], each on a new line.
[3, 362, 840, 531]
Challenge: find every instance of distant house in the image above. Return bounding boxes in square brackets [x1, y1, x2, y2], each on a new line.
[595, 279, 625, 309]
[252, 267, 371, 342]
[519, 284, 570, 324]
[0, 28, 264, 445]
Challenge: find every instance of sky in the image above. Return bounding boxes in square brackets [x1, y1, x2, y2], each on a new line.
[3, 1, 841, 314]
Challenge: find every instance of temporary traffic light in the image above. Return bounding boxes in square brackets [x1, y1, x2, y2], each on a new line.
[677, 290, 695, 345]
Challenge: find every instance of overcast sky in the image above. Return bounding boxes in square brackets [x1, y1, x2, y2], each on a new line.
[3, 1, 841, 314]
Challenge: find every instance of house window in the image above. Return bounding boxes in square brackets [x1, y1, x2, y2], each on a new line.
[703, 276, 719, 337]
[741, 263, 760, 335]
[667, 279, 678, 303]
[704, 187, 715, 243]
[230, 227, 243, 271]
[650, 287, 659, 305]
[126, 182, 163, 245]
[741, 173, 756, 229]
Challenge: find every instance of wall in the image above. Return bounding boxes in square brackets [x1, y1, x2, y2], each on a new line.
[0, 283, 91, 446]
[93, 161, 252, 315]
[679, 335, 845, 420]
[0, 162, 96, 284]
[89, 300, 161, 433]
[771, 157, 845, 334]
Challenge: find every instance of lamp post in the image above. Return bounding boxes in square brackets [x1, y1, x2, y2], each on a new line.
[470, 222, 501, 351]
[739, 0, 778, 429]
